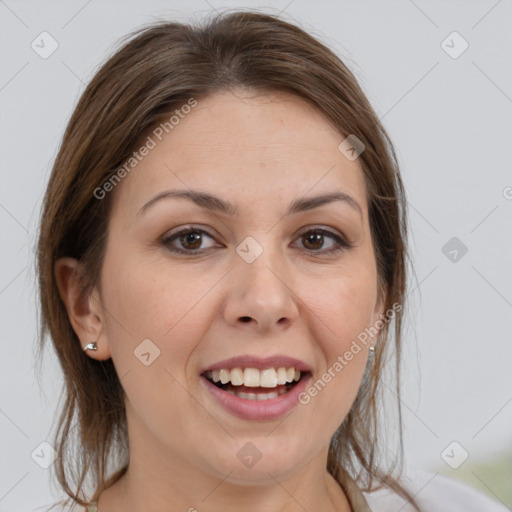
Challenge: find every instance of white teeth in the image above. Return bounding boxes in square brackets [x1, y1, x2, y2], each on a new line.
[205, 366, 303, 388]
[227, 389, 284, 400]
[219, 369, 230, 384]
[260, 368, 278, 388]
[243, 368, 260, 387]
[230, 368, 244, 386]
[276, 367, 288, 385]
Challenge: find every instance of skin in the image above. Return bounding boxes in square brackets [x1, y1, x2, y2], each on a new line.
[55, 89, 384, 512]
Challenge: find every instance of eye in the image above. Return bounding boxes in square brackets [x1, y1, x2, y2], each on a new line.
[161, 226, 220, 254]
[293, 228, 352, 255]
[161, 226, 352, 255]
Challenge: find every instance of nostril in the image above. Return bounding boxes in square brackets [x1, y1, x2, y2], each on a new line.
[240, 316, 251, 323]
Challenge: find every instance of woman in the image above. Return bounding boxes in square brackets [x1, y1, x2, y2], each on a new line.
[36, 10, 507, 512]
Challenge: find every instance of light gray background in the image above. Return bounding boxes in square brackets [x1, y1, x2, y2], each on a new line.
[0, 0, 511, 510]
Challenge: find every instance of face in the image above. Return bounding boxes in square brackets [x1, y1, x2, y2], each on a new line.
[82, 90, 383, 486]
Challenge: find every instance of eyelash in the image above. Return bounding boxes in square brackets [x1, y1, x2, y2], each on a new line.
[161, 225, 353, 256]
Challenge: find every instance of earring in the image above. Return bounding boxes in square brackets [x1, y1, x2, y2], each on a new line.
[83, 342, 98, 352]
[368, 345, 375, 364]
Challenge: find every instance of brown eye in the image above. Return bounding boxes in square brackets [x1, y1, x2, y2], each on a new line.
[162, 227, 219, 254]
[178, 231, 202, 250]
[295, 228, 352, 254]
[302, 232, 324, 250]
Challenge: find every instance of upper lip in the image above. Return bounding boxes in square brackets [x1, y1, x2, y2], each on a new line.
[201, 355, 312, 374]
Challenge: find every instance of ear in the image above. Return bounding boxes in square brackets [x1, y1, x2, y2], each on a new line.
[54, 257, 112, 361]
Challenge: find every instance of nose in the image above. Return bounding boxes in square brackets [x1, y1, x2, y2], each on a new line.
[222, 243, 300, 333]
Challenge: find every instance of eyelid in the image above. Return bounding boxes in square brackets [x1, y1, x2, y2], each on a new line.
[161, 225, 220, 248]
[296, 224, 348, 240]
[162, 224, 215, 239]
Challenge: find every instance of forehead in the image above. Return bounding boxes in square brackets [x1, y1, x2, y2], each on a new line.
[111, 90, 368, 218]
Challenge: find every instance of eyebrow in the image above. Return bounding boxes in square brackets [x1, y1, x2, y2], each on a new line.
[137, 189, 363, 219]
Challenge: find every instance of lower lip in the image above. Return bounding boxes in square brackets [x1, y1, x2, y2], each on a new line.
[200, 373, 312, 421]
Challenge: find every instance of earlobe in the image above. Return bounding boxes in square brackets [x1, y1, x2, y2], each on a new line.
[54, 257, 112, 360]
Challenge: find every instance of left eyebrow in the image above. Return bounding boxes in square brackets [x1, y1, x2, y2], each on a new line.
[137, 189, 363, 219]
[288, 191, 362, 219]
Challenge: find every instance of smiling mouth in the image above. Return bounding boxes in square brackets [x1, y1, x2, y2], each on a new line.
[202, 370, 311, 400]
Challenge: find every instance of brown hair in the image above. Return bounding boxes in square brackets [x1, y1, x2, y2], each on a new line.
[36, 9, 419, 511]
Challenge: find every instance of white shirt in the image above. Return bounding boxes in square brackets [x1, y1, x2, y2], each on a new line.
[362, 468, 510, 512]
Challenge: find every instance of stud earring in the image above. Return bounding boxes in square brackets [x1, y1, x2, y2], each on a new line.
[83, 342, 98, 352]
[368, 345, 375, 364]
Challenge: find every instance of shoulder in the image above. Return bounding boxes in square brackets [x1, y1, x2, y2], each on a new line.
[362, 468, 509, 512]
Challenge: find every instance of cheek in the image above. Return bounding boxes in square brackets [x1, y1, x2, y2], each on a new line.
[98, 255, 209, 421]
[298, 263, 377, 414]
[100, 251, 221, 366]
[305, 262, 378, 352]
